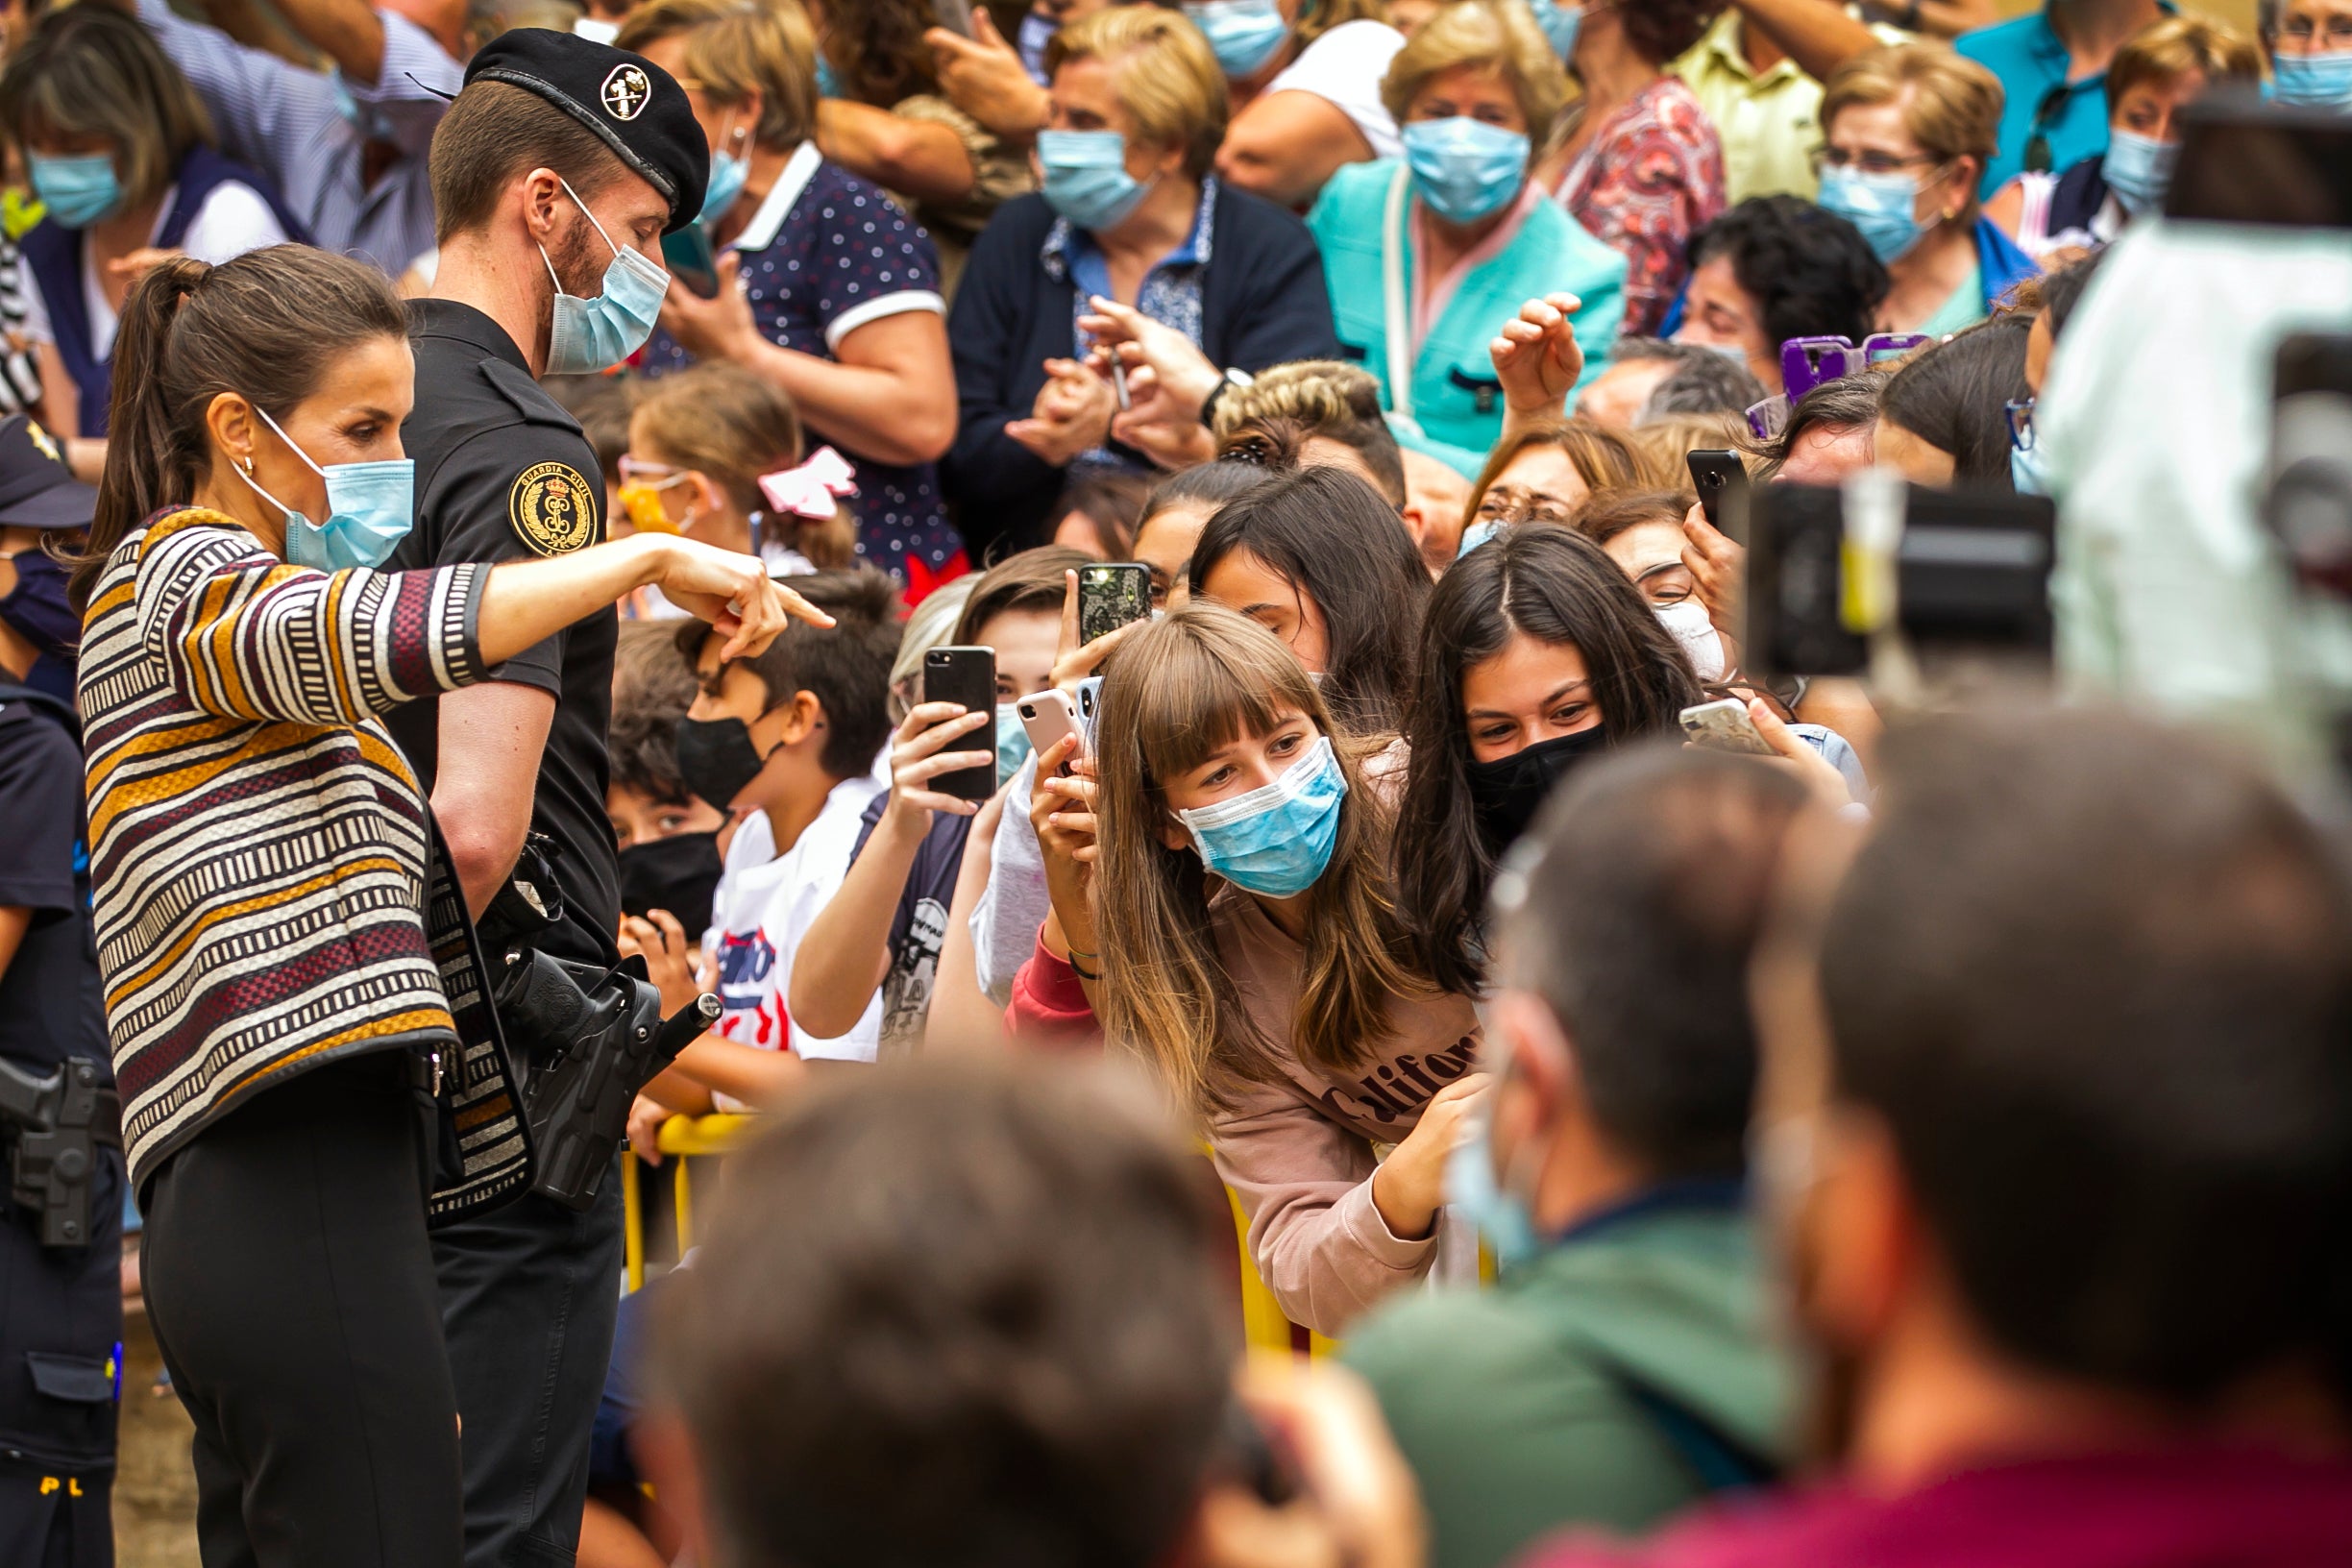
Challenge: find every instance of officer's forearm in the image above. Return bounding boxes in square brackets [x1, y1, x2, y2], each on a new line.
[432, 682, 553, 919]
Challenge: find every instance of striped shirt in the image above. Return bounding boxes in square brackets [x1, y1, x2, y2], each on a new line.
[135, 0, 457, 276]
[80, 508, 531, 1216]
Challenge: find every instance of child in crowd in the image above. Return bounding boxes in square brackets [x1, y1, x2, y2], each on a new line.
[617, 363, 857, 620]
[1029, 605, 1485, 1336]
[608, 621, 730, 944]
[790, 549, 1087, 1056]
[623, 572, 900, 1114]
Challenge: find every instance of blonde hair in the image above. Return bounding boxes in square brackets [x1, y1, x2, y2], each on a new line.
[2107, 14, 2265, 106]
[630, 364, 855, 570]
[1293, 0, 1387, 52]
[1822, 44, 2003, 223]
[1092, 604, 1435, 1115]
[1381, 0, 1569, 139]
[1047, 7, 1230, 181]
[1628, 413, 1747, 491]
[617, 0, 821, 152]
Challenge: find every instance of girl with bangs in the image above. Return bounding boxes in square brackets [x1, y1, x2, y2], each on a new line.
[1025, 603, 1484, 1337]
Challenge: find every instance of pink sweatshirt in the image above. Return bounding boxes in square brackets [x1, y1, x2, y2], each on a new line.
[1207, 885, 1483, 1336]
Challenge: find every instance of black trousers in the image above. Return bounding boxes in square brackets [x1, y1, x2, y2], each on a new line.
[433, 1168, 623, 1568]
[143, 1054, 461, 1568]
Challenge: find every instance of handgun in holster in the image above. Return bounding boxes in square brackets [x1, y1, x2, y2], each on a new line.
[0, 1057, 120, 1247]
[491, 948, 721, 1211]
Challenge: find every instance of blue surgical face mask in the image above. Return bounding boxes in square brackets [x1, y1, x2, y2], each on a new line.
[2099, 127, 2175, 216]
[2010, 440, 2052, 497]
[1457, 519, 1504, 557]
[701, 113, 749, 224]
[28, 153, 122, 231]
[1017, 11, 1057, 82]
[1174, 733, 1347, 897]
[1815, 164, 1925, 264]
[2272, 49, 2352, 107]
[542, 176, 670, 376]
[1527, 0, 1582, 61]
[1401, 116, 1531, 225]
[995, 701, 1033, 784]
[815, 53, 842, 98]
[1183, 0, 1289, 78]
[236, 404, 416, 571]
[1444, 1102, 1540, 1269]
[1036, 130, 1154, 233]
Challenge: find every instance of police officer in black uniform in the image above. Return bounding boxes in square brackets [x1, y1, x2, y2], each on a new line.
[381, 32, 706, 1568]
[0, 415, 122, 1568]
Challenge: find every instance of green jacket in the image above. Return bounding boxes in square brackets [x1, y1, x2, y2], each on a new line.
[1342, 1197, 1789, 1568]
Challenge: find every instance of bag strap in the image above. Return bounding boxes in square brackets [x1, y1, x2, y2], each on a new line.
[1589, 1353, 1779, 1496]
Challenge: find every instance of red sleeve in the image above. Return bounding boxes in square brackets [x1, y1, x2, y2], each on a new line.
[1005, 929, 1102, 1052]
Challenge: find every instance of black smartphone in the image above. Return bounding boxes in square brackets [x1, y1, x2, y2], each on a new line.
[1077, 563, 1151, 645]
[1685, 450, 1752, 545]
[922, 646, 998, 800]
[1747, 483, 2055, 679]
[661, 223, 721, 300]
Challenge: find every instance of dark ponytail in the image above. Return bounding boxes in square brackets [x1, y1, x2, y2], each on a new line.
[65, 244, 410, 614]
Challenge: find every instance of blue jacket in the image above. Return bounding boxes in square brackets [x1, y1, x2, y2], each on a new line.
[1309, 159, 1627, 478]
[943, 185, 1339, 556]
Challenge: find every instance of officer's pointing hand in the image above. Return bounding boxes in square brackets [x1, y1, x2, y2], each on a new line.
[648, 535, 837, 661]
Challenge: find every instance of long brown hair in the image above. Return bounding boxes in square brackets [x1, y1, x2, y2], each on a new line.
[68, 247, 409, 613]
[1092, 604, 1436, 1115]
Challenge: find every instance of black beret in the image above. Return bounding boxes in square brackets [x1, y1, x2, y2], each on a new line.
[463, 28, 709, 233]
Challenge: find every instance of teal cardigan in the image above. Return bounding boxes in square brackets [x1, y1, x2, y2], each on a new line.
[1308, 159, 1629, 477]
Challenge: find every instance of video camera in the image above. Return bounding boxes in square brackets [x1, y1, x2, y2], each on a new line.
[492, 950, 721, 1210]
[1744, 475, 2056, 680]
[0, 1056, 118, 1248]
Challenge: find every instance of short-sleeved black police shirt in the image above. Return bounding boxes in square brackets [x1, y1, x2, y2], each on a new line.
[384, 299, 620, 969]
[0, 684, 107, 1078]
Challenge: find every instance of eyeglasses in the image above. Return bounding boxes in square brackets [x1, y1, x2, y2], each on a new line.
[2278, 14, 2352, 44]
[1810, 146, 1945, 178]
[1474, 485, 1575, 526]
[616, 455, 690, 487]
[2021, 82, 2086, 176]
[2006, 397, 2036, 453]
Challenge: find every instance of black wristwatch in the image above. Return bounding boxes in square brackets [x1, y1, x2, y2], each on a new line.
[1200, 365, 1255, 426]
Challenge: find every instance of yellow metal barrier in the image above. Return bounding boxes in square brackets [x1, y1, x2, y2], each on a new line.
[624, 1113, 762, 1291]
[626, 1114, 1337, 1360]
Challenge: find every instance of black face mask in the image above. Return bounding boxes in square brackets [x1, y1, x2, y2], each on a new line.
[618, 830, 723, 938]
[1463, 726, 1610, 853]
[674, 715, 769, 812]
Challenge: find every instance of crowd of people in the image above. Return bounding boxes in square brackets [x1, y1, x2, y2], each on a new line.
[0, 0, 2345, 1561]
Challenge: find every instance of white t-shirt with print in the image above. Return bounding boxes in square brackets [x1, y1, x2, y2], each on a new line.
[1265, 20, 1406, 160]
[703, 772, 888, 1075]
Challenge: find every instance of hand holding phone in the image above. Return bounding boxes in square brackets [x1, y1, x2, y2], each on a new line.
[921, 647, 999, 801]
[661, 224, 722, 300]
[1078, 563, 1152, 644]
[1678, 697, 1778, 756]
[1685, 450, 1752, 545]
[1017, 689, 1088, 772]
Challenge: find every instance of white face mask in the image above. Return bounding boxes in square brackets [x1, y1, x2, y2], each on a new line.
[1655, 600, 1727, 682]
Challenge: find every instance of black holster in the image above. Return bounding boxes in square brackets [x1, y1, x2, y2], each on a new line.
[490, 951, 719, 1211]
[0, 1057, 120, 1247]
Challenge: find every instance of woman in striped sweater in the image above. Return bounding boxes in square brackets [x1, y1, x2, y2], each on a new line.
[71, 245, 817, 1562]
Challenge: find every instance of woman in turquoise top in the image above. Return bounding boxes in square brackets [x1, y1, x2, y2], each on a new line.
[1307, 0, 1626, 478]
[1813, 44, 2037, 339]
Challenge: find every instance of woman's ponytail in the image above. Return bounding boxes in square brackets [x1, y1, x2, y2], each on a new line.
[67, 257, 210, 614]
[57, 244, 408, 614]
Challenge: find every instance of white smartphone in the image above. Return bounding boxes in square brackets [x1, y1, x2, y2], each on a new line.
[1678, 697, 1777, 756]
[1018, 689, 1088, 771]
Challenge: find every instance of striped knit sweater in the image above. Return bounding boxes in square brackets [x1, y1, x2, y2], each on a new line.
[80, 506, 533, 1216]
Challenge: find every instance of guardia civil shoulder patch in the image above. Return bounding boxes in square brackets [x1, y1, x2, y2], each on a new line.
[509, 462, 597, 555]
